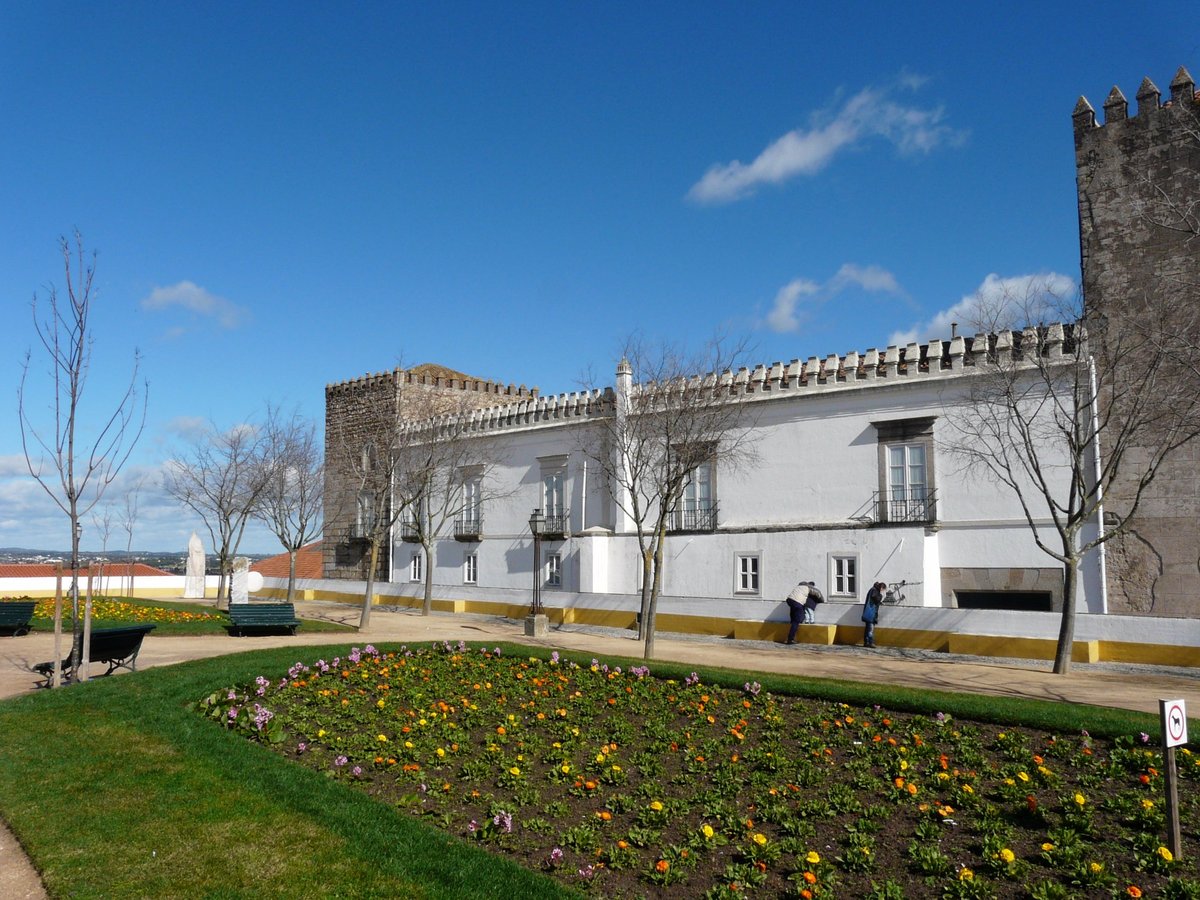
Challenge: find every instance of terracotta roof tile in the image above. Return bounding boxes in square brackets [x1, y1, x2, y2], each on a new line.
[0, 563, 173, 579]
[251, 542, 323, 580]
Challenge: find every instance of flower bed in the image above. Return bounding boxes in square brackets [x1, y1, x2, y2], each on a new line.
[31, 597, 223, 625]
[198, 643, 1200, 898]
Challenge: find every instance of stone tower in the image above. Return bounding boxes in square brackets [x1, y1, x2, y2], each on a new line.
[1073, 66, 1200, 615]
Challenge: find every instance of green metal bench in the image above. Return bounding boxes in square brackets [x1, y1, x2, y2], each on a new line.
[0, 601, 37, 636]
[228, 602, 301, 636]
[33, 624, 156, 686]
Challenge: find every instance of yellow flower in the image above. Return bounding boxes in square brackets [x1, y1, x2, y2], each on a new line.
[805, 851, 820, 865]
[1041, 842, 1055, 852]
[649, 800, 664, 812]
[1142, 799, 1155, 810]
[1017, 771, 1029, 782]
[701, 824, 715, 840]
[1158, 846, 1174, 862]
[435, 747, 445, 758]
[1089, 862, 1104, 874]
[999, 848, 1015, 864]
[959, 868, 974, 881]
[1074, 793, 1086, 806]
[377, 734, 388, 743]
[560, 763, 571, 774]
[611, 764, 621, 773]
[509, 766, 521, 776]
[376, 699, 385, 708]
[752, 833, 768, 846]
[317, 729, 326, 738]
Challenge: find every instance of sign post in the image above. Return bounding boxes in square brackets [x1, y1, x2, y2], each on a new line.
[1160, 698, 1188, 859]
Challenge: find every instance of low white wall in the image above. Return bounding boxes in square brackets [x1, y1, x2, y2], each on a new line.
[260, 576, 1200, 649]
[0, 575, 222, 599]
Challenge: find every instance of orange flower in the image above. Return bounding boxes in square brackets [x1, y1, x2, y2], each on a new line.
[803, 871, 817, 884]
[1126, 888, 1143, 898]
[655, 859, 670, 873]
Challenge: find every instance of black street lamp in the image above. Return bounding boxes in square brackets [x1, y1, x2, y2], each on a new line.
[528, 509, 545, 616]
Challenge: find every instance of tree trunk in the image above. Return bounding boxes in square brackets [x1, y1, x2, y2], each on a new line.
[1053, 555, 1081, 675]
[643, 529, 666, 660]
[286, 548, 297, 604]
[359, 540, 380, 630]
[637, 547, 653, 640]
[422, 544, 434, 616]
[68, 514, 82, 679]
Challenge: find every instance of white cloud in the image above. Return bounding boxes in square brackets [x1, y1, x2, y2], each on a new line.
[888, 272, 1078, 346]
[831, 263, 902, 294]
[141, 281, 248, 329]
[766, 279, 820, 333]
[163, 416, 210, 442]
[764, 264, 905, 334]
[687, 76, 966, 204]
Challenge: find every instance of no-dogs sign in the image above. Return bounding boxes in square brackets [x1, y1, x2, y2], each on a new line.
[1161, 699, 1188, 749]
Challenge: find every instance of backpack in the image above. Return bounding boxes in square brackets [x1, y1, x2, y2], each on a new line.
[808, 586, 824, 604]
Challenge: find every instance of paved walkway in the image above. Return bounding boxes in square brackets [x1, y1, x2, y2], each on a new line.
[2, 599, 1198, 898]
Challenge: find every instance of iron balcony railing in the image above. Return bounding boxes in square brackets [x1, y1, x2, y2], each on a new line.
[349, 522, 372, 540]
[542, 511, 570, 537]
[400, 519, 421, 541]
[671, 503, 719, 532]
[870, 490, 937, 525]
[454, 516, 483, 540]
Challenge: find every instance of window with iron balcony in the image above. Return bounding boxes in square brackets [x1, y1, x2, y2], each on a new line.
[868, 418, 937, 526]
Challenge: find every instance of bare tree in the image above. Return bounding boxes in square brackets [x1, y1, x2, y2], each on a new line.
[327, 377, 414, 630]
[18, 233, 147, 682]
[257, 408, 324, 603]
[120, 479, 144, 597]
[392, 393, 510, 617]
[91, 504, 115, 595]
[943, 287, 1200, 673]
[582, 335, 759, 660]
[164, 419, 270, 609]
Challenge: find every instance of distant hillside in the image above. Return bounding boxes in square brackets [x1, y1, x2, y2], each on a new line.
[0, 548, 271, 576]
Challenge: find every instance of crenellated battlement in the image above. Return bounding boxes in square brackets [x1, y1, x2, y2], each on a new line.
[325, 365, 540, 400]
[1073, 65, 1196, 132]
[386, 326, 1070, 438]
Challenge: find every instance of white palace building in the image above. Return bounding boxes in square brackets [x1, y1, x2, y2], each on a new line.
[308, 327, 1200, 666]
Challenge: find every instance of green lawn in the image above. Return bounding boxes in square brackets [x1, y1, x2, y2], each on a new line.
[0, 643, 1189, 898]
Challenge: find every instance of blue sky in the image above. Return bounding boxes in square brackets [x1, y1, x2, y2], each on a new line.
[2, 2, 1195, 554]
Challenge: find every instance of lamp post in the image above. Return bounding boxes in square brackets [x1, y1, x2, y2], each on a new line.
[525, 509, 548, 636]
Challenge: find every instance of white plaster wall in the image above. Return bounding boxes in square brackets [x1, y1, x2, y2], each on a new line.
[384, 362, 1093, 611]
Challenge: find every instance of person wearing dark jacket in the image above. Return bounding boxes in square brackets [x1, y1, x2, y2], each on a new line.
[784, 581, 822, 644]
[862, 581, 884, 648]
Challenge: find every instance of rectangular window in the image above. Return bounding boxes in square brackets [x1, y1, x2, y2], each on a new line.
[831, 555, 858, 597]
[543, 471, 564, 517]
[409, 552, 423, 582]
[462, 477, 481, 527]
[735, 553, 760, 595]
[538, 455, 569, 533]
[675, 459, 717, 530]
[355, 492, 375, 538]
[464, 552, 478, 584]
[888, 443, 928, 521]
[546, 553, 562, 588]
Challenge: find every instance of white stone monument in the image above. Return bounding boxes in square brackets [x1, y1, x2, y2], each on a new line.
[184, 532, 206, 599]
[231, 556, 250, 604]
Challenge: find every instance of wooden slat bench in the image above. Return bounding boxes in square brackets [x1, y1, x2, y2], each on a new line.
[33, 624, 156, 686]
[228, 602, 301, 636]
[0, 601, 37, 636]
